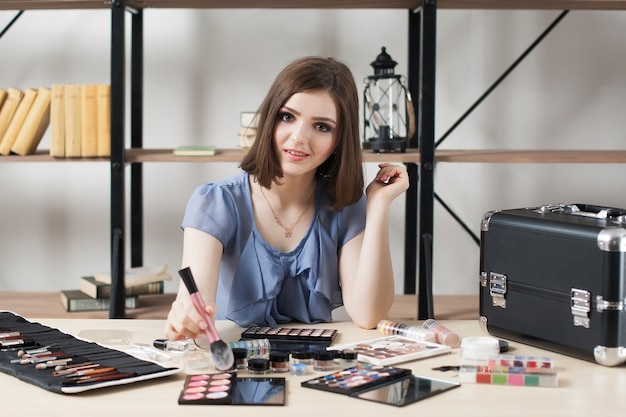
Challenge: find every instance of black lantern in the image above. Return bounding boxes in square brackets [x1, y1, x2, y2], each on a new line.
[363, 47, 414, 153]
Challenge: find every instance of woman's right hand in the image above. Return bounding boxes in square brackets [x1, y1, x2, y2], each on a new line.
[163, 294, 216, 341]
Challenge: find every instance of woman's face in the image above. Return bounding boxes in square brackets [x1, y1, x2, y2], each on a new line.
[273, 90, 338, 179]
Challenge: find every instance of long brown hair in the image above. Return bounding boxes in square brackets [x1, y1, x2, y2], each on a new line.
[240, 56, 363, 210]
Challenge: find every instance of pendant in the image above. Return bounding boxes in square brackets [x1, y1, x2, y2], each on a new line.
[283, 230, 292, 238]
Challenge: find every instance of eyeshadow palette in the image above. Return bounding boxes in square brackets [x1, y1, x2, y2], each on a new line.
[329, 335, 451, 366]
[240, 326, 338, 350]
[178, 372, 286, 406]
[301, 363, 460, 407]
[301, 363, 412, 395]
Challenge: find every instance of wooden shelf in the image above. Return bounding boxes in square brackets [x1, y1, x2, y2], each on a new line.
[6, 148, 626, 164]
[0, 150, 109, 162]
[437, 0, 626, 9]
[435, 149, 626, 163]
[2, 0, 626, 10]
[125, 148, 423, 163]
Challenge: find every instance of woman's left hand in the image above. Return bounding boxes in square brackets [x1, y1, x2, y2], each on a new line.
[366, 163, 410, 201]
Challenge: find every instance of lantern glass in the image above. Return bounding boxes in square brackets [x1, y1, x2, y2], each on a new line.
[363, 48, 410, 153]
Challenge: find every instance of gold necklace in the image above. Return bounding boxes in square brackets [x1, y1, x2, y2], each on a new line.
[258, 185, 313, 238]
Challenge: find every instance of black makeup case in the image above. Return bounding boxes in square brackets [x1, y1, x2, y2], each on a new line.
[479, 203, 626, 366]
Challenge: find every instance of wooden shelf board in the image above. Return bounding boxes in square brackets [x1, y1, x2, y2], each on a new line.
[436, 149, 626, 163]
[0, 150, 109, 162]
[5, 149, 626, 163]
[437, 0, 626, 9]
[125, 148, 422, 163]
[2, 0, 626, 10]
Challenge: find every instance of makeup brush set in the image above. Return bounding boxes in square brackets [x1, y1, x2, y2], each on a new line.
[0, 311, 181, 394]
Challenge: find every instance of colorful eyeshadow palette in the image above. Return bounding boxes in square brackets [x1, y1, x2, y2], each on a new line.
[302, 363, 460, 407]
[241, 326, 338, 351]
[329, 335, 451, 365]
[459, 365, 558, 387]
[301, 363, 412, 395]
[178, 372, 286, 405]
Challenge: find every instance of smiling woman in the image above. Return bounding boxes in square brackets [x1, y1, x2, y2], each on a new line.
[164, 56, 410, 341]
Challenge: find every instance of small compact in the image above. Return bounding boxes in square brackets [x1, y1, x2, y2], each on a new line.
[301, 363, 460, 407]
[178, 372, 286, 406]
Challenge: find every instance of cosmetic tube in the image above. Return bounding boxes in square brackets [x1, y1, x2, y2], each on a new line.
[423, 319, 461, 348]
[377, 320, 436, 342]
[227, 339, 271, 359]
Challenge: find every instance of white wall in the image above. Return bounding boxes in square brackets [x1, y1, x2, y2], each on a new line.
[0, 9, 625, 298]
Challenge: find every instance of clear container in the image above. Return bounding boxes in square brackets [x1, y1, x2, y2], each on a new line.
[232, 348, 248, 370]
[313, 351, 335, 372]
[270, 351, 290, 373]
[248, 358, 270, 374]
[338, 349, 358, 368]
[460, 336, 500, 366]
[292, 350, 314, 366]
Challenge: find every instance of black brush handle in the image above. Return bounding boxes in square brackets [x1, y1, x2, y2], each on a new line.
[178, 267, 199, 294]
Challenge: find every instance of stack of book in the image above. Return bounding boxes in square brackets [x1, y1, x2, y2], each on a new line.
[49, 84, 111, 158]
[0, 86, 51, 156]
[239, 111, 258, 152]
[60, 265, 172, 312]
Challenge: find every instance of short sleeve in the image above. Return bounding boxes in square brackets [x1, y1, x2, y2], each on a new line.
[336, 194, 366, 248]
[181, 180, 244, 247]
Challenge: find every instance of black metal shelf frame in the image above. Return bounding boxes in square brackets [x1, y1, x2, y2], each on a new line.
[107, 2, 434, 319]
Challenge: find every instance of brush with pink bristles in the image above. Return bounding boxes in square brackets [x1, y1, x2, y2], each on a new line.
[178, 267, 234, 371]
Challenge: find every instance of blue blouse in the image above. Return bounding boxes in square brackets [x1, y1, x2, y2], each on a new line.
[181, 172, 366, 327]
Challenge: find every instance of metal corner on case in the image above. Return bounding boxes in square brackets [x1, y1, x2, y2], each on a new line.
[479, 316, 488, 333]
[597, 227, 626, 252]
[481, 211, 497, 232]
[593, 345, 626, 367]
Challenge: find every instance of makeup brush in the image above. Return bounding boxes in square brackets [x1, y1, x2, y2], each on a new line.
[178, 267, 234, 371]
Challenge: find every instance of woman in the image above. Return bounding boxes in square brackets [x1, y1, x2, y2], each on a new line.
[165, 56, 409, 341]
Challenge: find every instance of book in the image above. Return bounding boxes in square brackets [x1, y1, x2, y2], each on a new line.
[80, 84, 98, 157]
[11, 86, 52, 156]
[0, 87, 37, 155]
[240, 111, 258, 128]
[60, 289, 139, 312]
[238, 126, 257, 149]
[64, 84, 81, 157]
[79, 275, 164, 299]
[96, 84, 110, 157]
[94, 264, 172, 287]
[0, 87, 23, 143]
[49, 84, 65, 157]
[173, 145, 216, 156]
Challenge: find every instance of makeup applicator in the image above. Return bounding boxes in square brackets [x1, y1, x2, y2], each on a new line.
[178, 267, 234, 371]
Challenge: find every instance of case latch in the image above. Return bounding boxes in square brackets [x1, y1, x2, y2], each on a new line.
[571, 288, 591, 328]
[488, 272, 507, 308]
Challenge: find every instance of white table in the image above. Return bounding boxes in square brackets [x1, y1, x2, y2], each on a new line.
[1, 317, 624, 417]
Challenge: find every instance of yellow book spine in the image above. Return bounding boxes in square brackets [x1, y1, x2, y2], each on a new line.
[64, 84, 81, 157]
[49, 84, 65, 157]
[0, 89, 7, 110]
[0, 87, 37, 156]
[0, 87, 23, 141]
[96, 84, 110, 157]
[11, 87, 51, 156]
[80, 84, 98, 157]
